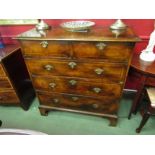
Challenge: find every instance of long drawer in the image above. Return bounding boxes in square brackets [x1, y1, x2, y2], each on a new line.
[32, 76, 122, 98]
[0, 77, 13, 90]
[38, 92, 119, 114]
[0, 90, 19, 104]
[0, 64, 5, 76]
[26, 59, 127, 83]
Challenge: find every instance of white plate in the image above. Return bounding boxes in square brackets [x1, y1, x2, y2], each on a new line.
[60, 21, 95, 32]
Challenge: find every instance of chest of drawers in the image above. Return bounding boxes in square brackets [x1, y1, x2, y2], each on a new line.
[16, 27, 140, 126]
[0, 45, 35, 110]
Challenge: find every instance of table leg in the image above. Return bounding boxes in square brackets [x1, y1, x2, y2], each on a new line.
[128, 75, 147, 119]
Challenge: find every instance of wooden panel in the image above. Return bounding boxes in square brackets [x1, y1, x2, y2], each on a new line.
[32, 76, 122, 98]
[72, 42, 133, 61]
[26, 58, 127, 83]
[0, 77, 13, 89]
[0, 64, 5, 76]
[21, 40, 72, 58]
[38, 92, 119, 114]
[0, 90, 19, 104]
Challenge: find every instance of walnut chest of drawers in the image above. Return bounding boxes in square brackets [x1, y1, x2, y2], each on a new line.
[0, 45, 35, 110]
[16, 27, 140, 126]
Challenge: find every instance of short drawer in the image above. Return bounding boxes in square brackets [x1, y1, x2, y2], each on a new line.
[32, 76, 122, 98]
[0, 77, 13, 90]
[0, 64, 5, 76]
[20, 40, 72, 58]
[26, 59, 127, 83]
[0, 90, 19, 104]
[72, 41, 133, 61]
[37, 92, 119, 114]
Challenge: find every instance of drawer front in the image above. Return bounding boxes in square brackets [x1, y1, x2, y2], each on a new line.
[0, 77, 13, 89]
[32, 76, 122, 98]
[72, 42, 133, 61]
[38, 92, 118, 114]
[26, 59, 127, 83]
[21, 40, 72, 58]
[0, 90, 19, 104]
[0, 64, 5, 76]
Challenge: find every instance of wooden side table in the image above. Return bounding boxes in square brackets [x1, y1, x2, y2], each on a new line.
[128, 52, 155, 119]
[0, 45, 35, 110]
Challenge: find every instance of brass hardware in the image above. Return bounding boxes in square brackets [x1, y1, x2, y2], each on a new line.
[119, 81, 124, 84]
[69, 80, 77, 86]
[53, 98, 59, 103]
[40, 41, 48, 48]
[96, 42, 107, 50]
[68, 62, 77, 69]
[93, 87, 102, 93]
[71, 96, 79, 101]
[49, 82, 56, 88]
[94, 68, 104, 75]
[44, 64, 53, 71]
[92, 104, 99, 109]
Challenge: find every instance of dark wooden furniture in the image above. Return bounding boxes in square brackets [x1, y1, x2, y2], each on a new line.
[128, 53, 155, 119]
[0, 120, 2, 126]
[0, 45, 35, 110]
[135, 87, 155, 133]
[16, 27, 140, 126]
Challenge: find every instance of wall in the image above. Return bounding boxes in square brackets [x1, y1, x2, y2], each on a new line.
[0, 19, 154, 89]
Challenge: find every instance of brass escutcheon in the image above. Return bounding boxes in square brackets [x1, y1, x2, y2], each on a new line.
[68, 61, 77, 69]
[44, 64, 53, 71]
[40, 41, 48, 48]
[71, 96, 79, 101]
[96, 42, 107, 50]
[49, 82, 56, 88]
[53, 98, 59, 103]
[93, 87, 102, 93]
[94, 68, 104, 75]
[69, 80, 77, 86]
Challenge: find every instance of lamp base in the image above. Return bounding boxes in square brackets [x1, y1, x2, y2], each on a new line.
[139, 51, 155, 62]
[36, 20, 51, 31]
[110, 19, 127, 30]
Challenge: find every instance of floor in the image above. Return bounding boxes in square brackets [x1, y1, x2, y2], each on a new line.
[0, 91, 155, 135]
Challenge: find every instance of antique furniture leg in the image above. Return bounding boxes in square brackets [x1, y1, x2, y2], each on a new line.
[39, 107, 49, 116]
[109, 117, 118, 126]
[128, 75, 147, 119]
[0, 120, 2, 127]
[136, 112, 150, 133]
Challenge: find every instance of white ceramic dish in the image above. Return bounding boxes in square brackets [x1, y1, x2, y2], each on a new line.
[60, 21, 95, 32]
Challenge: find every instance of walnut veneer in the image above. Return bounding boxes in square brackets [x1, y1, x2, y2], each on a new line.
[16, 27, 140, 125]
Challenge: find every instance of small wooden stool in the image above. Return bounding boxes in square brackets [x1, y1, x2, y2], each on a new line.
[136, 87, 155, 133]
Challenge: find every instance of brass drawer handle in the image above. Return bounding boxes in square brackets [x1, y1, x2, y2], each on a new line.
[53, 98, 59, 103]
[92, 104, 99, 109]
[71, 96, 79, 101]
[40, 41, 48, 48]
[68, 62, 77, 69]
[94, 68, 104, 75]
[93, 87, 102, 93]
[49, 82, 56, 88]
[69, 80, 77, 86]
[44, 64, 54, 71]
[96, 42, 107, 50]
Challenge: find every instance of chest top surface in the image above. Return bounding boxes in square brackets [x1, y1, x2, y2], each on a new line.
[16, 27, 140, 42]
